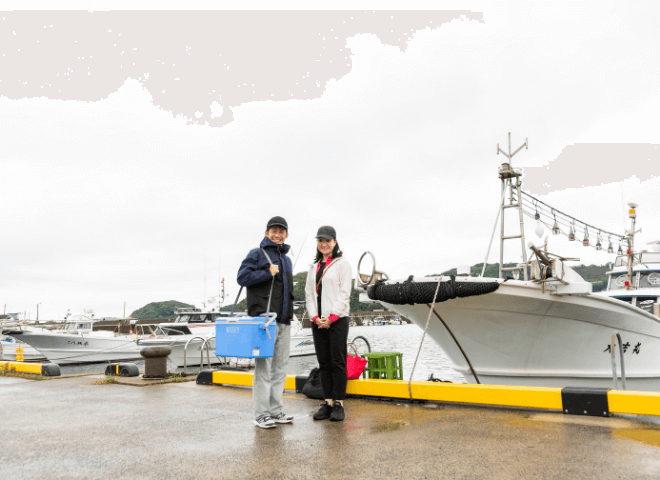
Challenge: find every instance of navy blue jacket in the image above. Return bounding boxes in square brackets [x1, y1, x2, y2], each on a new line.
[237, 237, 293, 324]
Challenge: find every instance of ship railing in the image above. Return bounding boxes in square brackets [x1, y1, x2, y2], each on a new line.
[183, 336, 213, 375]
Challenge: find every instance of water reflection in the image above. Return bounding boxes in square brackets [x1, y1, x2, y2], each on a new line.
[288, 324, 466, 383]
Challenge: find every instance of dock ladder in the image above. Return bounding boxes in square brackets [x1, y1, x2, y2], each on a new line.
[610, 332, 627, 390]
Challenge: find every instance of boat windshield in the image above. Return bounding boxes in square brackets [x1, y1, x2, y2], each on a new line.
[614, 253, 660, 267]
[188, 314, 215, 323]
[641, 252, 660, 264]
[177, 314, 216, 323]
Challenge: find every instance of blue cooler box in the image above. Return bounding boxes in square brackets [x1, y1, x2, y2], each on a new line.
[215, 315, 276, 359]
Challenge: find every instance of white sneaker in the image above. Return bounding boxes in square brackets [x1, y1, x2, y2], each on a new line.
[272, 412, 294, 424]
[254, 416, 276, 429]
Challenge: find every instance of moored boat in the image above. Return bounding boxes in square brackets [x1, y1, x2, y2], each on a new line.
[356, 137, 660, 391]
[2, 315, 145, 364]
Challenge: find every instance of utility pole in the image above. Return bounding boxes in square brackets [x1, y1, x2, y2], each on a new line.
[123, 301, 126, 319]
[37, 302, 42, 321]
[497, 132, 529, 280]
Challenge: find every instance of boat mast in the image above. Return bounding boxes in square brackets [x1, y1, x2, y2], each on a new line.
[497, 133, 529, 280]
[626, 203, 640, 290]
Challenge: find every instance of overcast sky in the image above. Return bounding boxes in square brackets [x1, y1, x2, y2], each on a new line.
[1, 1, 659, 319]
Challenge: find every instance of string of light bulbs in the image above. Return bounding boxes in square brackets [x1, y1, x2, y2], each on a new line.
[510, 188, 627, 254]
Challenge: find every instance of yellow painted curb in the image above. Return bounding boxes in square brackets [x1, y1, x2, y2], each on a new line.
[608, 390, 660, 416]
[203, 371, 660, 416]
[0, 361, 42, 375]
[208, 370, 563, 411]
[211, 370, 298, 391]
[352, 379, 564, 410]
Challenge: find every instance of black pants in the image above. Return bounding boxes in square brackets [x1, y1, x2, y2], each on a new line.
[311, 316, 349, 401]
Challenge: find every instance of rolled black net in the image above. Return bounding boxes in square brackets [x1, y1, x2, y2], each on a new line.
[367, 275, 500, 305]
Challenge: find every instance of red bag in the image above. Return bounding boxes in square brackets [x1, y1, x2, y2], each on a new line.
[347, 345, 368, 380]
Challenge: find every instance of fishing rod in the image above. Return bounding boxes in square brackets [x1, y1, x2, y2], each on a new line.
[292, 233, 308, 273]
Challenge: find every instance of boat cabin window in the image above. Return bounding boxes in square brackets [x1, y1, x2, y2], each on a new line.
[78, 323, 91, 330]
[608, 274, 630, 290]
[187, 314, 215, 323]
[614, 256, 630, 267]
[639, 272, 660, 289]
[176, 315, 191, 323]
[636, 297, 658, 314]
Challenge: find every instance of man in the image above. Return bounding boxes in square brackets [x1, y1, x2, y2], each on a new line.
[237, 216, 295, 429]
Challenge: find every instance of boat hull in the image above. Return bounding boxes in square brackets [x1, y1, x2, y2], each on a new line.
[379, 279, 660, 391]
[5, 331, 141, 364]
[0, 340, 47, 362]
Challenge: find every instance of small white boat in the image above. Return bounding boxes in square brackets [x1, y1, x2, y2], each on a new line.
[2, 316, 145, 364]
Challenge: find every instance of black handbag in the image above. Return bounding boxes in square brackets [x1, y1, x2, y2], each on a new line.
[301, 367, 324, 400]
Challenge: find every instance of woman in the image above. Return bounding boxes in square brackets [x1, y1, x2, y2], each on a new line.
[305, 225, 353, 421]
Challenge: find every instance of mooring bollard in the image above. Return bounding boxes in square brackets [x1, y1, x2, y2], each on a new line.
[140, 346, 171, 378]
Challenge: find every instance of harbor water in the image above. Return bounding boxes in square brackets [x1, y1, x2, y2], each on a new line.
[289, 324, 466, 382]
[59, 323, 466, 382]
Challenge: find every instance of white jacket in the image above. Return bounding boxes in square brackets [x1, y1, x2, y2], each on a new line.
[305, 256, 352, 319]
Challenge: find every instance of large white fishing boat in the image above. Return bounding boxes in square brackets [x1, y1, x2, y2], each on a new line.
[357, 135, 660, 391]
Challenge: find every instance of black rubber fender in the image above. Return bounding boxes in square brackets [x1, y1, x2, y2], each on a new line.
[40, 363, 61, 377]
[196, 369, 216, 385]
[104, 363, 139, 377]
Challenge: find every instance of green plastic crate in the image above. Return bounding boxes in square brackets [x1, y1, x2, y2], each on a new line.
[362, 352, 403, 380]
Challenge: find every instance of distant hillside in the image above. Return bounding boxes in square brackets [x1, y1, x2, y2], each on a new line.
[438, 263, 610, 292]
[220, 271, 382, 313]
[130, 301, 193, 320]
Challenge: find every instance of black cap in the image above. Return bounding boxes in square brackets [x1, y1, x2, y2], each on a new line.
[266, 216, 288, 231]
[315, 225, 336, 240]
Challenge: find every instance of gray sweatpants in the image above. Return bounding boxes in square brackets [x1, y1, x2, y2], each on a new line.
[253, 322, 291, 420]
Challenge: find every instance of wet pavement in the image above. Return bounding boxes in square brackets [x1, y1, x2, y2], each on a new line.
[2, 375, 660, 479]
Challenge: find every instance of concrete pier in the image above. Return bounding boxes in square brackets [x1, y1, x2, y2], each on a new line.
[2, 375, 660, 479]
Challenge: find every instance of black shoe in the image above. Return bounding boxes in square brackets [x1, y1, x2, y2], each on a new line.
[313, 402, 332, 421]
[330, 401, 345, 422]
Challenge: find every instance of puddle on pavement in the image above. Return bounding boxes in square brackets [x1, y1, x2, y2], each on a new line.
[371, 421, 409, 433]
[529, 413, 660, 448]
[529, 413, 644, 429]
[613, 429, 660, 448]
